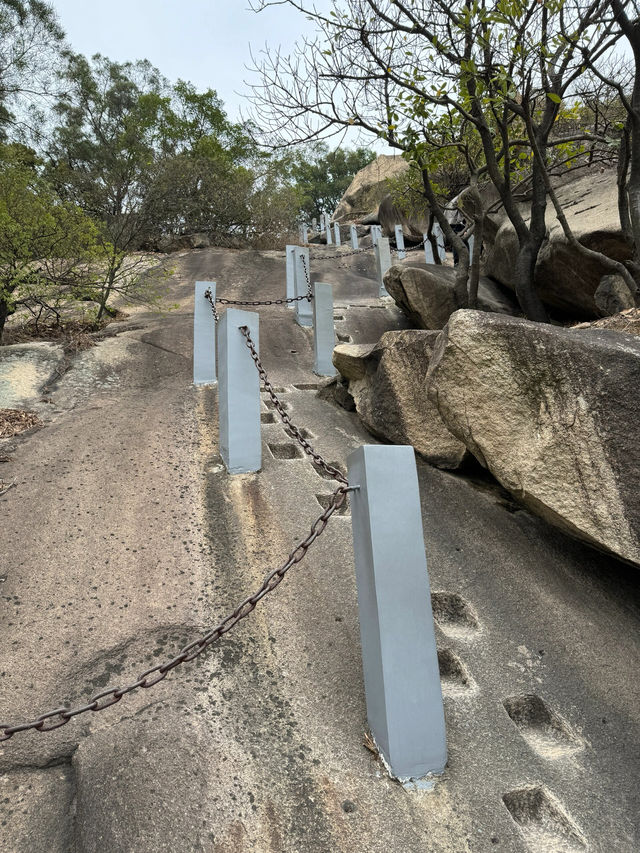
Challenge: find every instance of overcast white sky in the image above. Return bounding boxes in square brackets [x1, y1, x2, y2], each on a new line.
[51, 1, 313, 116]
[49, 1, 372, 146]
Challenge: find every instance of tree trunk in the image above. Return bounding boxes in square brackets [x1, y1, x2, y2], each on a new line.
[618, 117, 632, 240]
[514, 241, 549, 323]
[0, 300, 12, 344]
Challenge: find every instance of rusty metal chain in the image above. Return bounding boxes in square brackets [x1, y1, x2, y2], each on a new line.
[392, 236, 429, 256]
[239, 326, 348, 486]
[1, 323, 352, 742]
[204, 256, 313, 322]
[310, 246, 370, 261]
[204, 287, 219, 323]
[1, 487, 349, 743]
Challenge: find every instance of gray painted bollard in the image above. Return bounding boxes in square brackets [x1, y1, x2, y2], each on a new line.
[371, 224, 382, 246]
[350, 225, 358, 250]
[285, 244, 296, 308]
[394, 224, 406, 259]
[326, 221, 333, 245]
[434, 222, 446, 261]
[218, 309, 261, 474]
[334, 222, 341, 246]
[312, 282, 337, 377]
[193, 281, 216, 385]
[347, 445, 447, 781]
[423, 233, 435, 265]
[294, 246, 313, 327]
[375, 237, 392, 297]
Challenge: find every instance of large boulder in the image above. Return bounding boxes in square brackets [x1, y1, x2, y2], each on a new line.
[594, 274, 636, 317]
[332, 155, 409, 223]
[332, 331, 468, 469]
[481, 169, 635, 319]
[378, 194, 430, 240]
[384, 264, 519, 330]
[426, 310, 640, 565]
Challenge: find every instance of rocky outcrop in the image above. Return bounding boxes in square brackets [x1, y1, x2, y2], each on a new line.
[426, 310, 640, 565]
[378, 194, 430, 241]
[332, 331, 468, 469]
[594, 274, 636, 317]
[481, 169, 636, 319]
[0, 342, 65, 409]
[384, 264, 519, 330]
[332, 155, 409, 223]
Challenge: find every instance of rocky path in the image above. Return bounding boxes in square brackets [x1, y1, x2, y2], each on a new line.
[1, 246, 639, 852]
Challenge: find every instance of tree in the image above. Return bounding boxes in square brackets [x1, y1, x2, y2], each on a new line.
[0, 146, 100, 341]
[249, 0, 634, 320]
[0, 1, 64, 139]
[45, 54, 190, 319]
[291, 143, 375, 220]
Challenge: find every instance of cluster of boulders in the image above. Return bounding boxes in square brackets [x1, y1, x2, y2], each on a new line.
[332, 265, 640, 567]
[333, 156, 639, 322]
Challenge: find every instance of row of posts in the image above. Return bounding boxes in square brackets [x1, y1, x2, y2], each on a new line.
[299, 219, 461, 268]
[192, 248, 447, 783]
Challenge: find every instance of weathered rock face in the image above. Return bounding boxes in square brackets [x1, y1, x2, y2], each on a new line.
[481, 169, 635, 318]
[332, 155, 409, 223]
[378, 194, 430, 240]
[332, 331, 468, 469]
[594, 274, 636, 317]
[384, 264, 519, 330]
[427, 310, 640, 565]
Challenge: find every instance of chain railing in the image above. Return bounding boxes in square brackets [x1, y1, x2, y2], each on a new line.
[204, 257, 312, 324]
[0, 329, 352, 744]
[239, 325, 348, 485]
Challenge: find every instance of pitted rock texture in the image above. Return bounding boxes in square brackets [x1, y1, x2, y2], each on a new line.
[427, 310, 640, 565]
[333, 330, 468, 469]
[384, 264, 518, 330]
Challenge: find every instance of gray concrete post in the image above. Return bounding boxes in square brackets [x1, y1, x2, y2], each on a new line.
[347, 444, 447, 781]
[334, 222, 341, 246]
[285, 244, 296, 308]
[294, 246, 313, 327]
[218, 309, 261, 474]
[434, 222, 446, 262]
[312, 217, 317, 231]
[326, 221, 333, 245]
[312, 282, 337, 377]
[319, 213, 325, 231]
[375, 237, 392, 297]
[193, 281, 216, 385]
[394, 224, 406, 259]
[423, 233, 435, 265]
[467, 234, 475, 264]
[350, 225, 359, 250]
[371, 224, 382, 246]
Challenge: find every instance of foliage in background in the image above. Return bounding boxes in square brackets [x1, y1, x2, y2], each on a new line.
[0, 145, 100, 339]
[291, 143, 375, 220]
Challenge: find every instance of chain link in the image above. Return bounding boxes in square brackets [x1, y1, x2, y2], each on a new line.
[204, 288, 219, 323]
[239, 326, 348, 486]
[310, 246, 370, 261]
[1, 489, 348, 742]
[205, 255, 313, 321]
